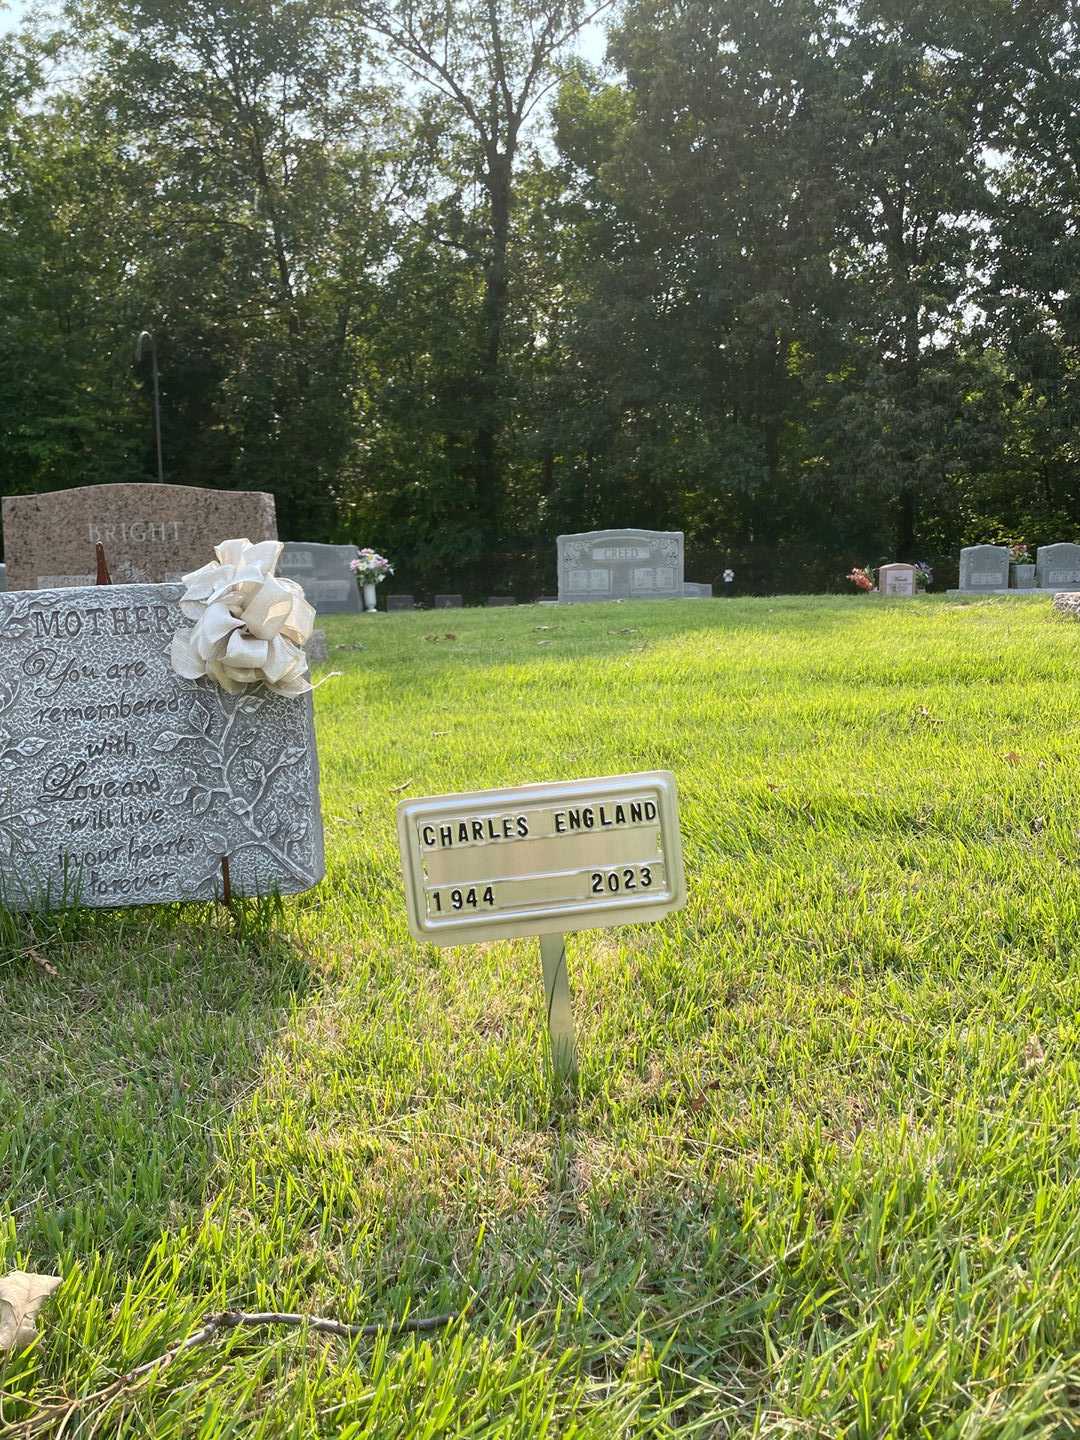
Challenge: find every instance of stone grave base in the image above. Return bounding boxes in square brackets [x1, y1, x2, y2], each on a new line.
[946, 589, 1061, 597]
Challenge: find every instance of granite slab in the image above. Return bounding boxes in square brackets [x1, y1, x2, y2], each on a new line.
[0, 582, 323, 910]
[2, 484, 277, 591]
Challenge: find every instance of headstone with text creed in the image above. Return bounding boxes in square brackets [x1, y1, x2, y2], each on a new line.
[1036, 543, 1080, 591]
[398, 772, 686, 1075]
[958, 545, 1010, 592]
[277, 542, 362, 615]
[0, 582, 324, 911]
[2, 484, 277, 591]
[878, 562, 917, 597]
[557, 529, 685, 603]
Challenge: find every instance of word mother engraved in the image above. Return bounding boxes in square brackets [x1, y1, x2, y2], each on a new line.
[0, 583, 324, 910]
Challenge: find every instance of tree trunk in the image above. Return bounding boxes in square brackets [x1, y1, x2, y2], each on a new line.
[475, 149, 512, 541]
[896, 487, 916, 559]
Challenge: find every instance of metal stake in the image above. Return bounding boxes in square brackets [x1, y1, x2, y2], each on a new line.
[539, 932, 577, 1078]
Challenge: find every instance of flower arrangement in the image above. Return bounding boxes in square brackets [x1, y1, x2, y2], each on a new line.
[1008, 541, 1031, 564]
[351, 549, 394, 585]
[847, 565, 876, 592]
[914, 561, 933, 590]
[170, 538, 315, 697]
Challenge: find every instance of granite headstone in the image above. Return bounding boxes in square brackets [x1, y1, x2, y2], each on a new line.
[1036, 543, 1080, 591]
[304, 629, 329, 665]
[878, 563, 916, 597]
[557, 529, 685, 603]
[387, 594, 416, 611]
[2, 484, 278, 591]
[486, 597, 515, 606]
[277, 542, 362, 615]
[958, 545, 1009, 592]
[434, 594, 463, 609]
[0, 582, 323, 910]
[682, 582, 712, 598]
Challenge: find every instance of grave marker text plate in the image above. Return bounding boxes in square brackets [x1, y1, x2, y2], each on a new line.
[398, 772, 685, 944]
[0, 583, 324, 910]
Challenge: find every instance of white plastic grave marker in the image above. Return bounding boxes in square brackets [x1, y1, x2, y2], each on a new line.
[398, 771, 686, 1075]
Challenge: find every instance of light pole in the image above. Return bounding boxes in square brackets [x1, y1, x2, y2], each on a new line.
[135, 330, 164, 483]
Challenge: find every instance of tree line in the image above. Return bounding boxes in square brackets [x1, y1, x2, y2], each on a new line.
[0, 0, 1077, 593]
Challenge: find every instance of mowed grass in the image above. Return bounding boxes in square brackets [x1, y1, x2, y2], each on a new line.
[3, 594, 1080, 1437]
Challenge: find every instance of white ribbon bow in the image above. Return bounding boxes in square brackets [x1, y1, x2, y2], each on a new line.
[170, 539, 316, 697]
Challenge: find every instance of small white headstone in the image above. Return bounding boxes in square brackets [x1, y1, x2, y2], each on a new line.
[878, 562, 916, 597]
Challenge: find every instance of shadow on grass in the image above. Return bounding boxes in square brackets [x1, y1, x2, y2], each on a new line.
[0, 898, 315, 1269]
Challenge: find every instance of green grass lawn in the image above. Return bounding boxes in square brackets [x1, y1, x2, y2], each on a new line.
[4, 594, 1080, 1438]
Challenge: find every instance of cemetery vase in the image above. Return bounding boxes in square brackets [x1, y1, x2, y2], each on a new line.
[363, 582, 377, 611]
[1011, 563, 1036, 589]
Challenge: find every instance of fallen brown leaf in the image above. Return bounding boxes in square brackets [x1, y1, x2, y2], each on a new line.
[28, 948, 58, 977]
[689, 1079, 724, 1114]
[1004, 751, 1023, 766]
[389, 779, 413, 794]
[1023, 1034, 1045, 1069]
[0, 1271, 61, 1354]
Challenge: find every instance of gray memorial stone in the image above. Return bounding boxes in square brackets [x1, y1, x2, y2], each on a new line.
[1036, 543, 1080, 591]
[2, 483, 277, 591]
[486, 597, 515, 606]
[387, 594, 416, 611]
[278, 542, 362, 615]
[682, 582, 712, 598]
[959, 545, 1010, 592]
[434, 594, 463, 609]
[304, 628, 329, 665]
[557, 529, 684, 603]
[0, 582, 324, 911]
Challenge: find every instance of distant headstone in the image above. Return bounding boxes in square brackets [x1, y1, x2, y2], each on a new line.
[0, 581, 323, 910]
[486, 597, 515, 606]
[0, 563, 6, 592]
[277, 542, 361, 615]
[304, 629, 329, 665]
[434, 594, 463, 609]
[1036, 543, 1080, 591]
[958, 545, 1009, 592]
[682, 582, 712, 598]
[557, 529, 685, 603]
[2, 484, 277, 592]
[878, 563, 916, 597]
[387, 594, 416, 611]
[1052, 593, 1080, 619]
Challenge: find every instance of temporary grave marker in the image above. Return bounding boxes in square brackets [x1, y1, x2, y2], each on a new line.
[397, 772, 685, 1074]
[0, 580, 324, 911]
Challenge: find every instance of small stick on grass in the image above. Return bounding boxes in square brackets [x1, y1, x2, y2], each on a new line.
[14, 1308, 458, 1437]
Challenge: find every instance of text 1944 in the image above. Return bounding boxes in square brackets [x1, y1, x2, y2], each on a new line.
[430, 885, 497, 913]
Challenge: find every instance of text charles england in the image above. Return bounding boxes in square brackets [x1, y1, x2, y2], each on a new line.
[419, 797, 659, 851]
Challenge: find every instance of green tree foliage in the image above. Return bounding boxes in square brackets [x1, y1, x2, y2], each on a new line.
[0, 0, 1078, 587]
